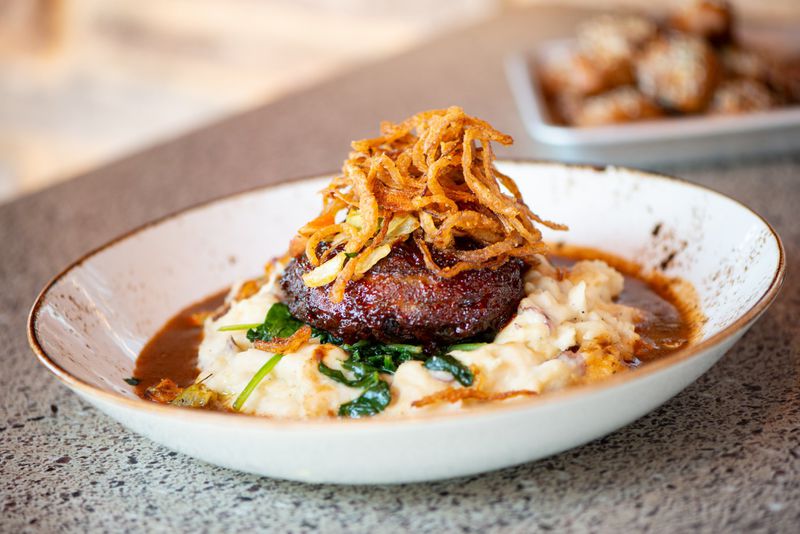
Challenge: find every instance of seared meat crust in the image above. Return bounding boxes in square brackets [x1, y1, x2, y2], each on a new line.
[280, 240, 526, 347]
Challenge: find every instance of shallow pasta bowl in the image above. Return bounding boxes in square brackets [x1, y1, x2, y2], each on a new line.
[28, 161, 784, 484]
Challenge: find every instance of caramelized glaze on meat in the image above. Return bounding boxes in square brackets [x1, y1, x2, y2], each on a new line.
[280, 240, 526, 348]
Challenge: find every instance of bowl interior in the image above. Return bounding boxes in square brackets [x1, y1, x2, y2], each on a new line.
[30, 162, 783, 400]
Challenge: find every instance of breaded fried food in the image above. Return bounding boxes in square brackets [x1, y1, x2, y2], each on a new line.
[549, 13, 658, 99]
[636, 34, 720, 113]
[669, 0, 733, 45]
[539, 50, 634, 98]
[539, 1, 797, 126]
[577, 14, 658, 65]
[768, 57, 800, 104]
[573, 86, 663, 126]
[720, 45, 771, 81]
[709, 79, 777, 114]
[550, 92, 585, 125]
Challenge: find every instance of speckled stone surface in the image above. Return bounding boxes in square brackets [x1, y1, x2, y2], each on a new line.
[1, 6, 798, 533]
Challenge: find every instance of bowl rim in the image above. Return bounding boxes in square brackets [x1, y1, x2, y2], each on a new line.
[27, 159, 786, 430]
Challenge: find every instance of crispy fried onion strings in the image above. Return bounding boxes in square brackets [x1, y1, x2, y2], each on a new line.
[253, 325, 312, 354]
[295, 106, 566, 302]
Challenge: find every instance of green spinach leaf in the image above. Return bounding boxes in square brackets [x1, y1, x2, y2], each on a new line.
[338, 380, 391, 418]
[318, 361, 378, 389]
[424, 354, 474, 386]
[344, 340, 423, 374]
[246, 303, 304, 342]
[311, 327, 344, 346]
[318, 358, 391, 418]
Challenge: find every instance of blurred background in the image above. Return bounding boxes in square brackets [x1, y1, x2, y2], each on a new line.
[1, 0, 798, 203]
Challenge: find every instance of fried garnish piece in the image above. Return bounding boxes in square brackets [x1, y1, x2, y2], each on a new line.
[144, 379, 222, 409]
[170, 383, 220, 409]
[411, 387, 538, 408]
[253, 324, 312, 354]
[144, 378, 183, 404]
[293, 106, 567, 303]
[235, 279, 262, 301]
[286, 235, 307, 259]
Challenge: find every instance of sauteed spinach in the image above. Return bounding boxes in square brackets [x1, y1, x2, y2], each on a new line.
[239, 303, 476, 418]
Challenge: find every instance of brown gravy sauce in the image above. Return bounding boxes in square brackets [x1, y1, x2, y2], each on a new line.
[134, 246, 701, 397]
[134, 291, 226, 397]
[549, 243, 700, 364]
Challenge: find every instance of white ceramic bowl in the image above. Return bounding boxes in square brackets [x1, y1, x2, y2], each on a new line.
[28, 161, 784, 484]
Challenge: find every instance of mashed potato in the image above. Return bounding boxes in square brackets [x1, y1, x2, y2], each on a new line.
[197, 257, 641, 418]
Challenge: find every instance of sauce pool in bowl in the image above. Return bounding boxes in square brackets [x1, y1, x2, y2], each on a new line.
[133, 245, 700, 404]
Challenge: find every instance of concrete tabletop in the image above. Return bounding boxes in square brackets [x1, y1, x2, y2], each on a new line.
[1, 6, 798, 533]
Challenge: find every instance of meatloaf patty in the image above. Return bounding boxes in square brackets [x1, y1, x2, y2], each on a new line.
[280, 240, 526, 347]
